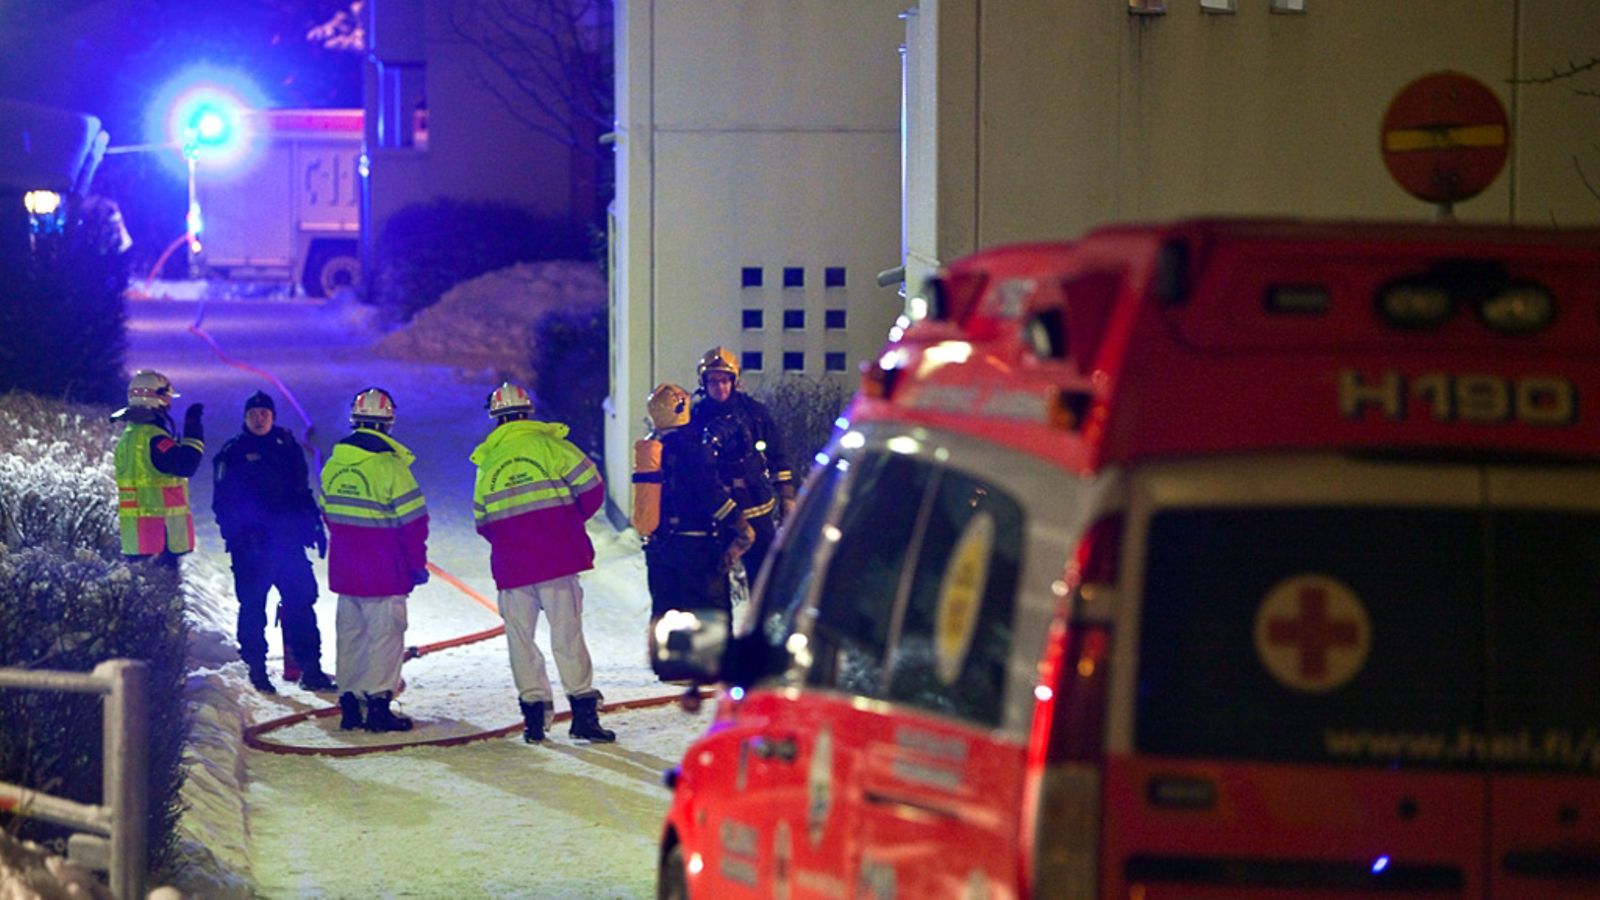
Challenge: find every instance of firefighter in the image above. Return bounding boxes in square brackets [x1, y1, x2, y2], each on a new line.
[689, 347, 794, 587]
[212, 391, 335, 695]
[634, 383, 754, 620]
[319, 387, 428, 733]
[470, 382, 615, 744]
[111, 369, 204, 568]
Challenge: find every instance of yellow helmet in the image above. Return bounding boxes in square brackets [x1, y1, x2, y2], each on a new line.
[486, 382, 534, 419]
[350, 387, 396, 426]
[696, 346, 740, 386]
[646, 383, 692, 431]
[127, 369, 178, 409]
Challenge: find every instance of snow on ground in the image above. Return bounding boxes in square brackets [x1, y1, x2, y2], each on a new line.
[100, 270, 710, 898]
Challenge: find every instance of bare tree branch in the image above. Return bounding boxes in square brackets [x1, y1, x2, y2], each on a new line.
[1511, 56, 1600, 85]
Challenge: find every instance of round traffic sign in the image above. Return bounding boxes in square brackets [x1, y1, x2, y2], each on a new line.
[1380, 71, 1509, 203]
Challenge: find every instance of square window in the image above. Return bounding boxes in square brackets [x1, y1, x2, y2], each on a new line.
[783, 351, 805, 372]
[742, 351, 763, 372]
[783, 309, 806, 330]
[742, 309, 764, 330]
[825, 309, 847, 330]
[825, 352, 847, 372]
[783, 267, 805, 288]
[825, 267, 846, 288]
[741, 267, 763, 288]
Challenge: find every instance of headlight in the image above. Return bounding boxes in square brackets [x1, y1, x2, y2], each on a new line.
[1478, 283, 1555, 335]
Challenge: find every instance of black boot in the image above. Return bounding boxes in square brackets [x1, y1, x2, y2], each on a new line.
[298, 668, 337, 693]
[338, 692, 363, 730]
[519, 700, 546, 744]
[568, 694, 615, 743]
[247, 662, 277, 695]
[364, 693, 414, 733]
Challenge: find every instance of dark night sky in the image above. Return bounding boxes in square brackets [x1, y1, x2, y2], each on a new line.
[0, 0, 361, 266]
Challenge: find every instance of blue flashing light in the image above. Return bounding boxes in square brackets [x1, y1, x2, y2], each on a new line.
[729, 686, 745, 701]
[190, 108, 231, 146]
[144, 65, 268, 177]
[1371, 855, 1390, 874]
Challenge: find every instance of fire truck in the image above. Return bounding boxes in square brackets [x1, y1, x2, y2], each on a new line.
[193, 108, 361, 297]
[650, 217, 1600, 898]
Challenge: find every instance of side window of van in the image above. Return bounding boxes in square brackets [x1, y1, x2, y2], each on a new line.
[807, 452, 932, 696]
[887, 472, 1022, 727]
[746, 459, 848, 680]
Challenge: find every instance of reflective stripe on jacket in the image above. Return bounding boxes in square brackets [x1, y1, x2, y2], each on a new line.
[319, 428, 428, 596]
[114, 421, 198, 556]
[470, 419, 604, 590]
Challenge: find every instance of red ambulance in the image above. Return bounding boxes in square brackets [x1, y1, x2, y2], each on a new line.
[650, 217, 1600, 899]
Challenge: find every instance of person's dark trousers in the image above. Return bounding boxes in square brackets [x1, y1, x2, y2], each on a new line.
[741, 512, 777, 589]
[231, 540, 325, 673]
[646, 534, 730, 619]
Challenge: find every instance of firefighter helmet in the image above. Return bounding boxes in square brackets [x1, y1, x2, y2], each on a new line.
[350, 387, 396, 426]
[646, 383, 692, 431]
[696, 346, 740, 386]
[486, 382, 534, 419]
[127, 369, 178, 409]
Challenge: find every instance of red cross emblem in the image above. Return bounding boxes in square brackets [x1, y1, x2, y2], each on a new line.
[1254, 575, 1371, 692]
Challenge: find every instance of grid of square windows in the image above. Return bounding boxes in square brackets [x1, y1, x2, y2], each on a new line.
[825, 352, 847, 372]
[824, 267, 846, 288]
[783, 267, 805, 288]
[825, 309, 847, 329]
[742, 351, 763, 372]
[783, 309, 805, 330]
[741, 267, 763, 288]
[742, 309, 764, 330]
[783, 352, 805, 371]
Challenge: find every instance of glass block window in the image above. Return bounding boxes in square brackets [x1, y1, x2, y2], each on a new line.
[742, 351, 764, 372]
[783, 309, 806, 330]
[743, 309, 764, 330]
[825, 352, 848, 372]
[825, 267, 846, 288]
[783, 267, 805, 288]
[825, 309, 847, 330]
[741, 267, 763, 288]
[783, 351, 805, 372]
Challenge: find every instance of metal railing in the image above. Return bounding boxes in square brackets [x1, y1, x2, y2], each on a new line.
[0, 659, 148, 899]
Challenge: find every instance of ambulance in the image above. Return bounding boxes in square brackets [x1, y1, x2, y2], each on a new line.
[649, 217, 1600, 899]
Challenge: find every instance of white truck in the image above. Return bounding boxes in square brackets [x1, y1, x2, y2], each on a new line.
[194, 109, 362, 297]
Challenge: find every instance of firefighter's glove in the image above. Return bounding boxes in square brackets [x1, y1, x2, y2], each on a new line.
[720, 519, 756, 574]
[183, 403, 205, 444]
[309, 521, 328, 559]
[412, 568, 431, 587]
[778, 483, 797, 523]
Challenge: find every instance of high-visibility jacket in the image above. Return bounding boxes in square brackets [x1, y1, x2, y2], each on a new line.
[470, 419, 604, 590]
[319, 428, 428, 597]
[113, 419, 203, 556]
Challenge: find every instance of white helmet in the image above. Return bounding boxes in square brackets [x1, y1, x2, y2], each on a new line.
[485, 382, 534, 419]
[351, 387, 396, 426]
[127, 369, 178, 409]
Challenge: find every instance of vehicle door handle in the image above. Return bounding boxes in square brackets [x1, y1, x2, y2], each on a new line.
[749, 735, 798, 764]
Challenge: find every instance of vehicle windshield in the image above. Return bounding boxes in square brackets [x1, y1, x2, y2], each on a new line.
[1136, 506, 1600, 774]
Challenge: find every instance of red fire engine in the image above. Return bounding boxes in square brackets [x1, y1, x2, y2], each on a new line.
[651, 217, 1600, 899]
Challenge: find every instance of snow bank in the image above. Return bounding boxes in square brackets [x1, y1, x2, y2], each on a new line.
[373, 261, 605, 385]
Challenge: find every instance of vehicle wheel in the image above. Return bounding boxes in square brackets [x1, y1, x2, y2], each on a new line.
[657, 842, 689, 900]
[304, 242, 360, 298]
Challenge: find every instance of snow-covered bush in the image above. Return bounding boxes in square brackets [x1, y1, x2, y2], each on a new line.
[748, 374, 851, 479]
[0, 394, 191, 880]
[369, 198, 591, 326]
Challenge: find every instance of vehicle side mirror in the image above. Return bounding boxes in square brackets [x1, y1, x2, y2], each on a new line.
[649, 608, 731, 683]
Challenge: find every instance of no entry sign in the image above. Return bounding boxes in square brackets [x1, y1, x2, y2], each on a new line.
[1381, 71, 1509, 204]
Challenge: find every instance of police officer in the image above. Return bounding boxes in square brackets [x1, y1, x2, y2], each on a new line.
[212, 391, 335, 695]
[689, 347, 794, 586]
[319, 387, 428, 733]
[634, 383, 754, 620]
[111, 369, 204, 567]
[471, 382, 615, 744]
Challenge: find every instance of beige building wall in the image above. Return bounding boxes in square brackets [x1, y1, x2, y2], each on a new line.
[903, 0, 1600, 290]
[609, 0, 906, 516]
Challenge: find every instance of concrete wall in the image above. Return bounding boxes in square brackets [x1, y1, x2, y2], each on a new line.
[609, 0, 906, 516]
[903, 0, 1600, 289]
